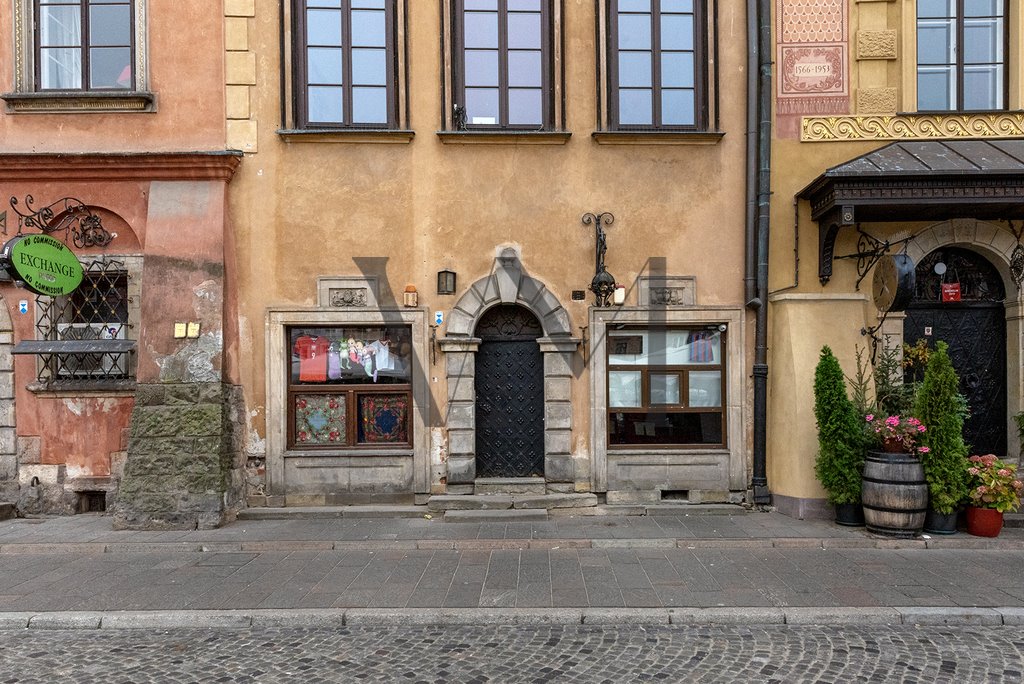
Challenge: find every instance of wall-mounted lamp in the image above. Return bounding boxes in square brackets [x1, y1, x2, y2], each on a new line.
[403, 284, 418, 307]
[437, 269, 457, 295]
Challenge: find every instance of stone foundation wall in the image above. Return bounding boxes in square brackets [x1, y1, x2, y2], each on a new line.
[112, 382, 245, 530]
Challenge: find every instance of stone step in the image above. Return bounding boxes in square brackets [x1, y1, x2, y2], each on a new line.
[0, 502, 14, 521]
[474, 478, 546, 495]
[1006, 513, 1024, 528]
[513, 493, 598, 510]
[645, 504, 748, 516]
[237, 506, 427, 520]
[427, 495, 512, 512]
[444, 509, 548, 523]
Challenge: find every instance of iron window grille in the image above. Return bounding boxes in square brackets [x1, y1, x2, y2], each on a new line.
[30, 260, 133, 383]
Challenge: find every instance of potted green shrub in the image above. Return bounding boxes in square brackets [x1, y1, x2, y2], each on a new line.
[912, 341, 969, 534]
[813, 346, 866, 525]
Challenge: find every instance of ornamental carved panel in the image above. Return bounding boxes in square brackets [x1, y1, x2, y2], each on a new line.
[329, 288, 368, 308]
[802, 113, 1024, 141]
[856, 30, 897, 60]
[856, 88, 897, 114]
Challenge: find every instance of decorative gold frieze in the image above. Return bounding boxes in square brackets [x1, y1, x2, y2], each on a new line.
[856, 30, 897, 60]
[856, 88, 897, 114]
[802, 113, 1024, 141]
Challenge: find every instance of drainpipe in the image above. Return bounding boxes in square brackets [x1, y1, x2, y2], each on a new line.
[743, 0, 759, 308]
[749, 0, 772, 504]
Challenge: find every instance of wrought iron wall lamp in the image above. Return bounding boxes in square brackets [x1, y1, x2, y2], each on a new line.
[582, 212, 615, 307]
[834, 225, 914, 291]
[437, 269, 456, 295]
[5, 195, 113, 248]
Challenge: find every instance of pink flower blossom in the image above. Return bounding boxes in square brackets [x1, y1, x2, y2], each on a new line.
[917, 446, 930, 454]
[968, 467, 980, 476]
[865, 414, 874, 422]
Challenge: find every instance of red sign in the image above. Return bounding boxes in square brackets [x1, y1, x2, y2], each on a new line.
[941, 283, 961, 302]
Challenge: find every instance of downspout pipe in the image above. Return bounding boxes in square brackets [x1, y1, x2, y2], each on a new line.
[743, 0, 759, 308]
[750, 0, 773, 504]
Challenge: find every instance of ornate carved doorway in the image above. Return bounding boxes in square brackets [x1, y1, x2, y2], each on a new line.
[904, 247, 1007, 455]
[474, 305, 545, 478]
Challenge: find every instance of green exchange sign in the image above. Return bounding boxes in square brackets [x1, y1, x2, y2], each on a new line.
[2, 234, 84, 296]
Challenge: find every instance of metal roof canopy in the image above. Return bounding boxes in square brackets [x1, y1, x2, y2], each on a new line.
[798, 140, 1024, 284]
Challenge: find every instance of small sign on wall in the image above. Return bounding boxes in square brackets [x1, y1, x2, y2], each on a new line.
[18, 300, 27, 314]
[941, 283, 961, 302]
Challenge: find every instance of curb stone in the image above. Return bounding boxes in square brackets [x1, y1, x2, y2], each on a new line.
[581, 609, 670, 625]
[100, 610, 253, 630]
[896, 607, 1003, 626]
[669, 608, 784, 625]
[783, 607, 901, 625]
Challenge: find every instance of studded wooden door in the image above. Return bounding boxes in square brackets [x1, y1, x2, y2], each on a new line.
[474, 305, 545, 478]
[904, 248, 1007, 456]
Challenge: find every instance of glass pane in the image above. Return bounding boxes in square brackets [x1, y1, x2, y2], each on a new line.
[661, 0, 693, 11]
[618, 88, 652, 124]
[917, 0, 955, 18]
[307, 9, 342, 45]
[508, 88, 542, 125]
[291, 327, 412, 384]
[465, 0, 498, 8]
[619, 0, 651, 10]
[917, 67, 954, 109]
[89, 4, 130, 46]
[465, 50, 499, 86]
[308, 85, 343, 122]
[465, 11, 499, 48]
[352, 48, 386, 85]
[466, 87, 499, 124]
[609, 332, 646, 365]
[89, 47, 131, 88]
[618, 14, 651, 50]
[662, 88, 695, 125]
[508, 50, 541, 87]
[358, 394, 409, 444]
[682, 330, 720, 364]
[509, 0, 540, 10]
[963, 18, 1003, 64]
[352, 86, 388, 123]
[40, 48, 82, 89]
[352, 0, 385, 7]
[609, 371, 642, 408]
[609, 412, 723, 445]
[964, 65, 1003, 109]
[661, 51, 693, 88]
[294, 394, 347, 445]
[650, 374, 680, 405]
[40, 6, 81, 47]
[308, 0, 342, 6]
[917, 21, 955, 64]
[965, 0, 1003, 17]
[618, 51, 652, 87]
[660, 14, 693, 51]
[351, 9, 386, 47]
[508, 13, 541, 49]
[689, 371, 722, 407]
[308, 47, 343, 84]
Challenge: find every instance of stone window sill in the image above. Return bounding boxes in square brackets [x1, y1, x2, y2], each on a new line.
[27, 379, 137, 397]
[277, 129, 415, 144]
[1, 91, 155, 113]
[285, 449, 415, 458]
[591, 130, 725, 145]
[437, 131, 572, 145]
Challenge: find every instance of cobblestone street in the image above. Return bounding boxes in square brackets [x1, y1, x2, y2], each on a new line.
[2, 624, 1023, 683]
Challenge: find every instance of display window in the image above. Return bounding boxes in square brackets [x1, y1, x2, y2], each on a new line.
[607, 326, 725, 446]
[288, 325, 412, 448]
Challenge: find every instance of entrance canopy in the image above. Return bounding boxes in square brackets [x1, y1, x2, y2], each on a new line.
[798, 140, 1024, 283]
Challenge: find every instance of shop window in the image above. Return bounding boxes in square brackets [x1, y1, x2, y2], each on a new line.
[452, 0, 553, 129]
[288, 325, 412, 448]
[293, 0, 399, 128]
[607, 326, 725, 446]
[28, 260, 134, 383]
[917, 0, 1007, 111]
[605, 0, 708, 130]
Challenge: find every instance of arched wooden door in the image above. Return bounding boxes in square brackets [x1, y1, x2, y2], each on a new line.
[903, 247, 1006, 455]
[474, 305, 545, 478]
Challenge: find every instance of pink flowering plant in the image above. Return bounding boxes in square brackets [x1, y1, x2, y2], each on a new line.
[865, 414, 930, 454]
[966, 454, 1023, 513]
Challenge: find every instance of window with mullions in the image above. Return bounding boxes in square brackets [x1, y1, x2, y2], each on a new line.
[35, 0, 134, 91]
[917, 0, 1007, 111]
[453, 0, 552, 129]
[288, 325, 412, 448]
[295, 0, 397, 127]
[608, 0, 705, 129]
[607, 327, 725, 446]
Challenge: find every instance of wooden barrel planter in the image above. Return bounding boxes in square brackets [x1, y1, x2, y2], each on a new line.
[861, 450, 928, 538]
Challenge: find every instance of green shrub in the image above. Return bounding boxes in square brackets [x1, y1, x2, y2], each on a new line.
[814, 346, 866, 505]
[912, 341, 969, 514]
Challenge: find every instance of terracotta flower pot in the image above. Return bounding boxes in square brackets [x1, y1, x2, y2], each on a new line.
[965, 506, 1003, 538]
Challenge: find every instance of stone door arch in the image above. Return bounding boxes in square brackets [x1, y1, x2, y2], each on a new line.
[439, 250, 579, 489]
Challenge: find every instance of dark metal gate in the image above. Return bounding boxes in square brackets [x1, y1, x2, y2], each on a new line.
[474, 305, 545, 478]
[903, 248, 1006, 456]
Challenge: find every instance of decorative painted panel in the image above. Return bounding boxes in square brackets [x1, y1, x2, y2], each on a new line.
[294, 394, 347, 445]
[359, 394, 409, 443]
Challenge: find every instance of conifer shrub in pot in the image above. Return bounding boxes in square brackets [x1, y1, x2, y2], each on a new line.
[813, 346, 866, 525]
[912, 342, 968, 534]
